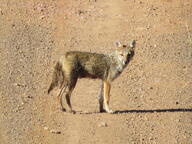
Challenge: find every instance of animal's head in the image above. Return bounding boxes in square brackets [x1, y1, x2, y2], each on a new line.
[115, 40, 136, 65]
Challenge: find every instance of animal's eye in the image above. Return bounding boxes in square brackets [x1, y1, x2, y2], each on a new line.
[120, 53, 124, 56]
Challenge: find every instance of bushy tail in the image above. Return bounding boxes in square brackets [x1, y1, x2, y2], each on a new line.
[48, 61, 64, 94]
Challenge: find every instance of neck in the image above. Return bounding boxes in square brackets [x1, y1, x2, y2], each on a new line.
[106, 53, 124, 81]
[111, 52, 126, 66]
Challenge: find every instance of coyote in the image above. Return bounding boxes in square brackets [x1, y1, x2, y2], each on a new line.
[48, 40, 136, 113]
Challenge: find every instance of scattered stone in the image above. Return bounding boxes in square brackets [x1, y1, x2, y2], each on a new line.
[175, 119, 180, 122]
[146, 25, 151, 30]
[40, 15, 45, 19]
[0, 8, 3, 15]
[43, 126, 49, 131]
[98, 122, 107, 127]
[50, 129, 61, 134]
[150, 86, 153, 90]
[78, 10, 85, 15]
[43, 126, 61, 134]
[149, 137, 154, 140]
[14, 83, 26, 87]
[27, 95, 33, 99]
[176, 101, 179, 105]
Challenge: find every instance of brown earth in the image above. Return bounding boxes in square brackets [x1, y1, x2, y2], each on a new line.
[0, 0, 192, 144]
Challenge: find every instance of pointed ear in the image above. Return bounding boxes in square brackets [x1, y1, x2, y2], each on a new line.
[129, 40, 136, 48]
[115, 41, 122, 48]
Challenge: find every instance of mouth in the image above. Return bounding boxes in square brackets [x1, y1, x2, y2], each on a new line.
[125, 60, 128, 65]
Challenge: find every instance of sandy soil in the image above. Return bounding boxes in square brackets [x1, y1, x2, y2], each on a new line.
[0, 0, 192, 143]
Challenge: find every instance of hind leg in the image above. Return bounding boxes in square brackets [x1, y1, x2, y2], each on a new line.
[57, 84, 67, 111]
[65, 88, 75, 113]
[65, 77, 78, 113]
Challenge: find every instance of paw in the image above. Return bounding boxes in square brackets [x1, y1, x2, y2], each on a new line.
[69, 110, 76, 114]
[100, 108, 114, 114]
[106, 109, 114, 114]
[61, 107, 66, 112]
[100, 108, 106, 113]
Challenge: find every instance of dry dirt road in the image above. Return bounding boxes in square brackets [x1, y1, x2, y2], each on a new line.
[0, 0, 192, 144]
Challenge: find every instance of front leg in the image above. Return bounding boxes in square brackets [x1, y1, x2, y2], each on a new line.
[99, 82, 105, 112]
[103, 81, 114, 113]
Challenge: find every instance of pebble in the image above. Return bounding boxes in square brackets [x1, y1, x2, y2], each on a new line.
[50, 129, 61, 134]
[43, 126, 61, 134]
[0, 8, 3, 15]
[43, 126, 49, 131]
[98, 122, 107, 127]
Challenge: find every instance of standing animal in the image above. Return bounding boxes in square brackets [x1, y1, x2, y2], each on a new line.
[48, 40, 136, 113]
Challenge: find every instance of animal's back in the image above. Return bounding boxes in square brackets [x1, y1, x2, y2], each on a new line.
[65, 51, 111, 80]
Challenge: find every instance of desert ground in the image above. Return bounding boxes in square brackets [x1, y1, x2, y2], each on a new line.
[0, 0, 192, 143]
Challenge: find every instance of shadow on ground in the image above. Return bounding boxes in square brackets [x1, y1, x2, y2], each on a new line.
[114, 108, 192, 114]
[75, 108, 192, 114]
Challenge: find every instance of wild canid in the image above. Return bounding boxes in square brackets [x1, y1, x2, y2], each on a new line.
[48, 40, 136, 113]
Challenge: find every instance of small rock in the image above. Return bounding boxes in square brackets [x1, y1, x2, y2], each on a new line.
[0, 8, 3, 15]
[50, 129, 61, 134]
[39, 15, 45, 19]
[14, 83, 26, 87]
[98, 122, 107, 127]
[175, 119, 180, 122]
[43, 126, 49, 131]
[78, 10, 84, 15]
[146, 25, 151, 30]
[149, 137, 154, 140]
[27, 95, 33, 99]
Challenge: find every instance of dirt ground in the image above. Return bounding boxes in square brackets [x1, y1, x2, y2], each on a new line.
[0, 0, 192, 143]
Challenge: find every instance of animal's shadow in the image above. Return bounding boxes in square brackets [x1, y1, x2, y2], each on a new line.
[77, 108, 192, 114]
[114, 108, 192, 114]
